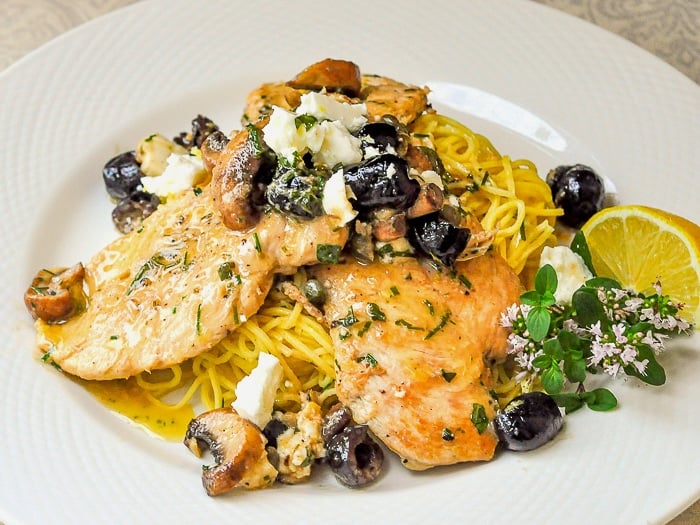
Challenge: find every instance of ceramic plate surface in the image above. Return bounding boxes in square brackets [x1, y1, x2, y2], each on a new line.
[1, 1, 699, 524]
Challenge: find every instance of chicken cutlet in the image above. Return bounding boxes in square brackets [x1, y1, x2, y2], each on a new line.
[310, 252, 522, 469]
[35, 186, 347, 380]
[242, 60, 429, 127]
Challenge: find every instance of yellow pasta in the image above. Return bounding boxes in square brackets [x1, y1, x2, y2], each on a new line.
[411, 113, 563, 277]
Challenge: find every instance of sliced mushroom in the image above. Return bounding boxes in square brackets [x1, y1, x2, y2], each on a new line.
[371, 208, 407, 242]
[24, 263, 87, 323]
[407, 183, 444, 219]
[184, 408, 278, 496]
[287, 58, 362, 97]
[208, 127, 276, 231]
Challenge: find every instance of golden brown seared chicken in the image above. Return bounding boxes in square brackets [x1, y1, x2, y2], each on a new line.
[241, 58, 430, 127]
[35, 186, 348, 380]
[309, 252, 522, 469]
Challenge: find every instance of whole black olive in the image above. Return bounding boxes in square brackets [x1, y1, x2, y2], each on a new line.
[326, 425, 384, 488]
[343, 154, 419, 212]
[102, 151, 144, 201]
[111, 191, 160, 234]
[547, 164, 605, 228]
[358, 122, 400, 156]
[407, 212, 471, 267]
[265, 167, 327, 219]
[494, 391, 563, 451]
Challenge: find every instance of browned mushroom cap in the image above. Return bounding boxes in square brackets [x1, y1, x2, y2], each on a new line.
[208, 127, 275, 231]
[24, 263, 87, 323]
[184, 408, 278, 496]
[287, 58, 362, 97]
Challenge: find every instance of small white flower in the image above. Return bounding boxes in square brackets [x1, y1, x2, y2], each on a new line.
[624, 297, 644, 313]
[612, 323, 628, 344]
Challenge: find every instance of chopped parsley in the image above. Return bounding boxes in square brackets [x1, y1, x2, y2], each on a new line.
[366, 303, 386, 321]
[395, 319, 423, 331]
[471, 403, 489, 434]
[356, 353, 378, 367]
[252, 233, 262, 253]
[195, 304, 202, 335]
[331, 307, 358, 328]
[440, 369, 457, 383]
[424, 310, 452, 340]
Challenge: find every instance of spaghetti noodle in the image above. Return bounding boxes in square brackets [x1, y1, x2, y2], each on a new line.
[411, 113, 562, 277]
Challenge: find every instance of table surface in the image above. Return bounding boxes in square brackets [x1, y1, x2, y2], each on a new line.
[1, 1, 699, 524]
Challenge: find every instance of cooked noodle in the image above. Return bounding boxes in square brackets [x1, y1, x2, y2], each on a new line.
[411, 113, 562, 277]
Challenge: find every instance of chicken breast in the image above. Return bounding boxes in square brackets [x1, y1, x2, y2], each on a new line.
[310, 252, 522, 469]
[241, 58, 429, 127]
[360, 74, 430, 126]
[36, 186, 348, 380]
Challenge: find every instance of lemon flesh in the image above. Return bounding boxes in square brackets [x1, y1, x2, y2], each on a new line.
[581, 205, 700, 325]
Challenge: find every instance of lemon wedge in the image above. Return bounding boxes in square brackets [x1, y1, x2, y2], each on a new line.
[581, 205, 700, 325]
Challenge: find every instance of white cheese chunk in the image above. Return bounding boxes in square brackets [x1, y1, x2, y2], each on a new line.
[231, 352, 283, 429]
[313, 120, 363, 167]
[262, 105, 362, 168]
[296, 92, 367, 132]
[140, 153, 206, 199]
[322, 169, 357, 226]
[539, 245, 593, 304]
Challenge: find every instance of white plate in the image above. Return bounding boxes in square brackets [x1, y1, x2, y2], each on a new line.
[1, 1, 699, 524]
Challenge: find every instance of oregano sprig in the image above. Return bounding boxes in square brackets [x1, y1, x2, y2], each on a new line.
[499, 233, 692, 413]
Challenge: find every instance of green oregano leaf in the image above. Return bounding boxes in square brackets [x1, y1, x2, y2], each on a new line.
[570, 230, 596, 276]
[542, 364, 564, 394]
[535, 264, 558, 295]
[526, 306, 551, 342]
[580, 388, 617, 411]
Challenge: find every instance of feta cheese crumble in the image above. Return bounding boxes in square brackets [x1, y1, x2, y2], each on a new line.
[140, 153, 207, 199]
[231, 352, 283, 429]
[296, 91, 367, 132]
[262, 92, 365, 168]
[322, 169, 357, 226]
[539, 245, 593, 303]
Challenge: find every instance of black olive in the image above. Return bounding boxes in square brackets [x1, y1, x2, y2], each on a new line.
[407, 212, 470, 267]
[358, 122, 400, 156]
[102, 151, 144, 201]
[265, 167, 327, 219]
[302, 278, 326, 307]
[547, 164, 605, 228]
[326, 425, 384, 488]
[343, 154, 420, 212]
[174, 114, 220, 150]
[321, 403, 353, 444]
[494, 391, 563, 452]
[111, 191, 160, 234]
[262, 417, 289, 449]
